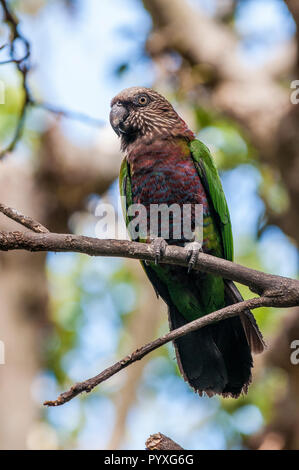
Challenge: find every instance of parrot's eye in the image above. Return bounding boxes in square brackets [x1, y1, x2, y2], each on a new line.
[137, 94, 149, 106]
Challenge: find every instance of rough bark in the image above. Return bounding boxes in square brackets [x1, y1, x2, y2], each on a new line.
[1, 230, 299, 304]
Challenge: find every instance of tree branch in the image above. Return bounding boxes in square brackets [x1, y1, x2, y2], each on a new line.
[1, 204, 299, 406]
[0, 203, 49, 233]
[44, 295, 271, 407]
[0, 230, 298, 304]
[33, 101, 105, 127]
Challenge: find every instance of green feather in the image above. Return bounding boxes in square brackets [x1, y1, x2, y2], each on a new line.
[119, 158, 133, 229]
[190, 139, 234, 262]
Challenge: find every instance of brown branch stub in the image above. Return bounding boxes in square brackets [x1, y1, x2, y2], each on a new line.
[0, 203, 49, 233]
[145, 433, 184, 451]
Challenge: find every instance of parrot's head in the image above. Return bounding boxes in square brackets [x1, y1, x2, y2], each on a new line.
[110, 87, 193, 150]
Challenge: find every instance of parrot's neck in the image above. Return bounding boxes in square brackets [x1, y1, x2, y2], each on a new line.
[121, 118, 195, 154]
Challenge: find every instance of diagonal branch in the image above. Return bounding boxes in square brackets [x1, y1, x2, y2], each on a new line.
[0, 203, 49, 233]
[33, 101, 105, 127]
[44, 296, 271, 407]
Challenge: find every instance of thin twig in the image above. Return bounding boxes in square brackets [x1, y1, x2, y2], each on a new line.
[0, 58, 18, 65]
[0, 0, 32, 160]
[0, 0, 104, 161]
[0, 203, 49, 233]
[34, 101, 105, 127]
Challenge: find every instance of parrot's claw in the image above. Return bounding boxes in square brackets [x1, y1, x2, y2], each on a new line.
[185, 241, 203, 273]
[150, 237, 168, 264]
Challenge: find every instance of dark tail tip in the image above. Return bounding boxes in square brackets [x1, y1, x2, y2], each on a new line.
[169, 306, 253, 398]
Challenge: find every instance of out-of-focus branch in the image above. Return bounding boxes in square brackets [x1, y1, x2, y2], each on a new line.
[285, 0, 299, 72]
[0, 0, 30, 65]
[0, 0, 32, 159]
[33, 101, 105, 127]
[145, 433, 184, 450]
[143, 0, 246, 81]
[0, 0, 104, 160]
[143, 0, 289, 153]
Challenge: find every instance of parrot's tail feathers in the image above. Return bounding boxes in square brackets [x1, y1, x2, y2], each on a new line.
[224, 280, 266, 354]
[168, 305, 252, 398]
[240, 311, 266, 355]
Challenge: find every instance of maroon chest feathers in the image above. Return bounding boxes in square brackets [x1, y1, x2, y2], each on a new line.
[127, 141, 209, 210]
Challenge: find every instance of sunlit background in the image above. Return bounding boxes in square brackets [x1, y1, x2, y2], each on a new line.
[0, 0, 298, 450]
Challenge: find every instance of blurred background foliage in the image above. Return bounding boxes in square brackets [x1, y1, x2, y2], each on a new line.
[0, 0, 298, 450]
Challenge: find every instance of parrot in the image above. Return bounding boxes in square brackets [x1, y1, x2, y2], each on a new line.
[110, 87, 265, 398]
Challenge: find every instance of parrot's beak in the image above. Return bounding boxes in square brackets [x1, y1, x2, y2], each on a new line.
[110, 103, 129, 136]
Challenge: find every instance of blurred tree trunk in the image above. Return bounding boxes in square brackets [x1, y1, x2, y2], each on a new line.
[0, 123, 120, 449]
[248, 309, 299, 450]
[0, 159, 48, 450]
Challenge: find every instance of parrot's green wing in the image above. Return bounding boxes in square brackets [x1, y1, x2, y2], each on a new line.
[119, 158, 132, 226]
[120, 157, 143, 242]
[190, 139, 233, 261]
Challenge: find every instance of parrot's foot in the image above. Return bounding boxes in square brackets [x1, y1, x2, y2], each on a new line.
[149, 237, 168, 265]
[185, 241, 202, 273]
